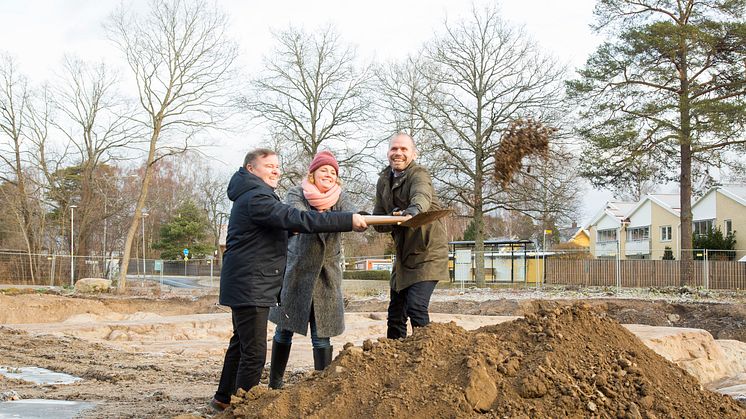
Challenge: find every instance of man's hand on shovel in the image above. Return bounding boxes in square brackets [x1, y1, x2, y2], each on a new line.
[362, 209, 452, 229]
[391, 209, 413, 223]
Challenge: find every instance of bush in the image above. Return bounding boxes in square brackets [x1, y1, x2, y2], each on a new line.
[662, 246, 675, 260]
[343, 270, 390, 281]
[693, 227, 736, 260]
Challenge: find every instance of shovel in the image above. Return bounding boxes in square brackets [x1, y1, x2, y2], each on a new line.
[363, 209, 453, 229]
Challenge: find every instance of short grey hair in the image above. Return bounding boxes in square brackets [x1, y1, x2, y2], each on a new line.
[243, 148, 277, 168]
[389, 132, 417, 152]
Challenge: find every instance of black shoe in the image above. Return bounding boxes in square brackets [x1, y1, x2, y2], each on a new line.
[269, 339, 292, 389]
[313, 346, 333, 371]
[210, 398, 229, 412]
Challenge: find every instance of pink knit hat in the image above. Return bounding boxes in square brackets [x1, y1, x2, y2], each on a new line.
[308, 150, 339, 174]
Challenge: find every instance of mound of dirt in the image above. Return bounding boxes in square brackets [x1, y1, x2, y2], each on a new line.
[223, 304, 745, 418]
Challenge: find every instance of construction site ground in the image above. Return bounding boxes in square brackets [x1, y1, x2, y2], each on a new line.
[0, 283, 745, 418]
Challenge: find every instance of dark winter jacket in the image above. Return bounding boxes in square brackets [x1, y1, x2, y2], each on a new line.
[269, 186, 354, 337]
[373, 162, 449, 291]
[219, 167, 354, 308]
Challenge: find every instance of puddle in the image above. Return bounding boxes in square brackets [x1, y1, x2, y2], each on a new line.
[717, 384, 746, 403]
[0, 367, 81, 385]
[0, 399, 94, 418]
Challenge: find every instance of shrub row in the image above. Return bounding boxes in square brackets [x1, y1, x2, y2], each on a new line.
[342, 270, 390, 281]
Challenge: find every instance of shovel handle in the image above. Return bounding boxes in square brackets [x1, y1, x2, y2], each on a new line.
[362, 215, 409, 226]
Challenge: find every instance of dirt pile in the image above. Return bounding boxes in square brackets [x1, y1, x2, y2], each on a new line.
[224, 304, 745, 418]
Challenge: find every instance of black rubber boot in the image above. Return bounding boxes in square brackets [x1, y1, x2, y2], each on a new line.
[268, 340, 292, 389]
[313, 346, 333, 371]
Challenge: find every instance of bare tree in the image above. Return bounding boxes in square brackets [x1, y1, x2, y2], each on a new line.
[246, 25, 378, 193]
[378, 7, 566, 286]
[376, 56, 433, 142]
[23, 83, 86, 261]
[195, 165, 230, 261]
[51, 57, 141, 261]
[150, 151, 230, 261]
[0, 54, 43, 279]
[107, 0, 238, 288]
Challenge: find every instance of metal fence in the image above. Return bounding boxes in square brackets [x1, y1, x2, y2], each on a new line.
[1, 249, 745, 290]
[0, 252, 219, 287]
[0, 252, 114, 286]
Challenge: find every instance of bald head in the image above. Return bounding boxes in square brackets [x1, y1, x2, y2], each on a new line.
[389, 133, 417, 152]
[387, 132, 417, 171]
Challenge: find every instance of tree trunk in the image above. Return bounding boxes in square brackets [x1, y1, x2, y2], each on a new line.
[679, 144, 693, 286]
[15, 148, 37, 282]
[118, 125, 161, 289]
[678, 40, 693, 287]
[473, 169, 485, 287]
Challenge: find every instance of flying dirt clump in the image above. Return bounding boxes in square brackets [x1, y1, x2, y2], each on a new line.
[493, 118, 554, 188]
[220, 304, 745, 418]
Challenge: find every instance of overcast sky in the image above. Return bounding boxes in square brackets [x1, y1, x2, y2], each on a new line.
[1, 0, 614, 223]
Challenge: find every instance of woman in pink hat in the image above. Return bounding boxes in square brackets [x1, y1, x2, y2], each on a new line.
[267, 150, 354, 388]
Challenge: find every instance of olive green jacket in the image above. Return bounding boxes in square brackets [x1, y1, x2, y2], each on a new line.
[373, 162, 449, 291]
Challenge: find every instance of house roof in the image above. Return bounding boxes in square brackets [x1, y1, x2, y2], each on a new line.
[693, 185, 746, 209]
[649, 194, 681, 212]
[626, 194, 681, 219]
[570, 228, 590, 241]
[588, 201, 637, 227]
[719, 185, 746, 206]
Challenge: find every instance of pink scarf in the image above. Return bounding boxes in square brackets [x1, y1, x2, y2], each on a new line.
[301, 178, 341, 211]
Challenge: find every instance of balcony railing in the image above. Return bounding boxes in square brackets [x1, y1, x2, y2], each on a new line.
[595, 241, 618, 257]
[625, 240, 650, 256]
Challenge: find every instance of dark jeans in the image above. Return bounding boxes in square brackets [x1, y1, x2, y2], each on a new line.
[387, 280, 437, 339]
[273, 305, 331, 348]
[214, 306, 269, 403]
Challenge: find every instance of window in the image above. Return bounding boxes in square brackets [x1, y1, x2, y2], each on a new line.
[626, 226, 650, 241]
[693, 219, 714, 237]
[725, 219, 733, 236]
[660, 226, 672, 242]
[597, 229, 617, 242]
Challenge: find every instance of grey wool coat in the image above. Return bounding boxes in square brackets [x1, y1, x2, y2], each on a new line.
[268, 185, 354, 337]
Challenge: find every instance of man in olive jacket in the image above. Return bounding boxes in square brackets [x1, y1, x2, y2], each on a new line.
[212, 148, 367, 410]
[373, 133, 449, 339]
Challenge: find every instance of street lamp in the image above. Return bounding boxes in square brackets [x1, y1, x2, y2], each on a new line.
[70, 205, 78, 286]
[141, 211, 149, 280]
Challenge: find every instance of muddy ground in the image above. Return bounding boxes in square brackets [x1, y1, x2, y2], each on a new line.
[0, 285, 745, 418]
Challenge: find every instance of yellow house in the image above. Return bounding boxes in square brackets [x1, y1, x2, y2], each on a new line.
[692, 185, 746, 260]
[569, 228, 590, 247]
[588, 201, 637, 259]
[623, 194, 680, 260]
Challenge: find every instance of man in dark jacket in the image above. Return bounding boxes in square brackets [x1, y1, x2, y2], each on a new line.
[211, 148, 367, 410]
[373, 133, 449, 340]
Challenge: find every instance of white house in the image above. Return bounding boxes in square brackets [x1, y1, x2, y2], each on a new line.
[587, 201, 637, 259]
[623, 194, 680, 259]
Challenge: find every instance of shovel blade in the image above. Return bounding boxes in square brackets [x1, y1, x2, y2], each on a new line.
[400, 209, 454, 228]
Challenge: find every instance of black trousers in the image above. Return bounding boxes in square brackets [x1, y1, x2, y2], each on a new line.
[214, 306, 269, 403]
[386, 280, 437, 339]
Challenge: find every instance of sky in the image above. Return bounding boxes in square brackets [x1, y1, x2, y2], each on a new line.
[0, 0, 613, 223]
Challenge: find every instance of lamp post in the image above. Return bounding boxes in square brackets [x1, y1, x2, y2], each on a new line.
[102, 197, 107, 257]
[141, 212, 149, 280]
[70, 205, 77, 286]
